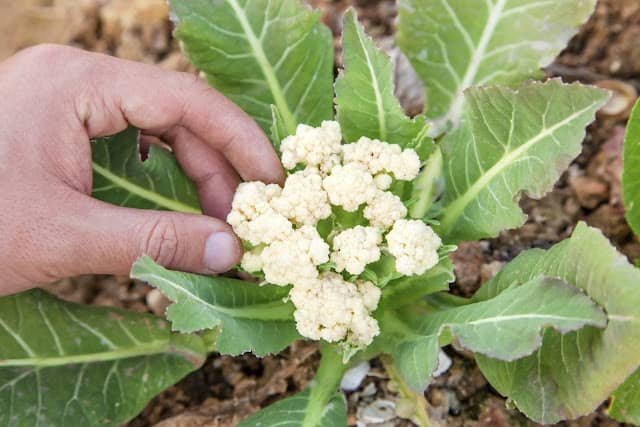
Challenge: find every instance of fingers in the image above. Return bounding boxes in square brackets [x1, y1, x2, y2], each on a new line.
[72, 48, 284, 184]
[151, 126, 241, 220]
[58, 195, 243, 278]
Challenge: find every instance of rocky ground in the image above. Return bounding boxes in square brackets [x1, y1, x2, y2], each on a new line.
[2, 0, 639, 425]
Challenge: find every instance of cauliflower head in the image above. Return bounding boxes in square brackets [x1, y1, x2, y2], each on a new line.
[226, 121, 444, 347]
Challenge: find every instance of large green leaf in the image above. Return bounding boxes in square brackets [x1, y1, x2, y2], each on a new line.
[170, 0, 334, 135]
[609, 368, 640, 424]
[623, 99, 640, 236]
[0, 289, 207, 427]
[131, 257, 300, 356]
[92, 127, 201, 213]
[382, 276, 605, 391]
[475, 223, 640, 424]
[335, 9, 426, 146]
[436, 80, 607, 243]
[397, 0, 597, 132]
[238, 389, 347, 427]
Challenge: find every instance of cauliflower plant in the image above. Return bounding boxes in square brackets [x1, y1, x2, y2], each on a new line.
[227, 121, 443, 347]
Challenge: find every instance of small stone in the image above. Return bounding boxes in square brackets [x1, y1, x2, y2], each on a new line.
[480, 261, 505, 284]
[146, 288, 170, 316]
[340, 361, 370, 391]
[569, 175, 608, 209]
[357, 399, 396, 424]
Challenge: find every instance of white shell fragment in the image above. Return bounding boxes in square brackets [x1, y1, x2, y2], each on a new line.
[340, 361, 371, 391]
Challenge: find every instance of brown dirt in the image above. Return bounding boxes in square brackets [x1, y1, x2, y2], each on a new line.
[4, 0, 640, 425]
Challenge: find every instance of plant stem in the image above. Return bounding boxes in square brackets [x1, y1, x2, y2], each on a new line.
[381, 355, 439, 427]
[302, 344, 348, 427]
[409, 147, 443, 220]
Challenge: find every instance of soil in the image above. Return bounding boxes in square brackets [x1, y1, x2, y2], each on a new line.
[4, 0, 640, 426]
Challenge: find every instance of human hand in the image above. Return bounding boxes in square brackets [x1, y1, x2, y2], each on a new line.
[0, 44, 284, 296]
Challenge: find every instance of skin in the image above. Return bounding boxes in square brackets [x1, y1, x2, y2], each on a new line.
[0, 44, 284, 296]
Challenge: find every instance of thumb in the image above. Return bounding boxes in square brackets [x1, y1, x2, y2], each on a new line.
[59, 197, 242, 277]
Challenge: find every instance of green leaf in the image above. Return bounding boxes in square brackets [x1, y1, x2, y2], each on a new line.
[474, 223, 640, 424]
[335, 9, 427, 146]
[170, 0, 334, 135]
[238, 388, 347, 427]
[92, 127, 201, 213]
[380, 255, 454, 307]
[610, 368, 640, 424]
[436, 80, 608, 243]
[397, 0, 598, 132]
[384, 276, 605, 391]
[131, 256, 300, 356]
[0, 289, 206, 427]
[623, 99, 640, 236]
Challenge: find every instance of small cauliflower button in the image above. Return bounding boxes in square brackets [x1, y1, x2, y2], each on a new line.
[280, 121, 342, 172]
[364, 190, 407, 230]
[323, 163, 377, 212]
[386, 219, 442, 275]
[227, 182, 284, 243]
[240, 247, 264, 273]
[331, 226, 382, 275]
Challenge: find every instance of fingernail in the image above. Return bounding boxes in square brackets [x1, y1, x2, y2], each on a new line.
[204, 232, 239, 273]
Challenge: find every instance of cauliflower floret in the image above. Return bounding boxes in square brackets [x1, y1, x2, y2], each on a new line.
[358, 280, 382, 312]
[227, 182, 283, 242]
[331, 226, 382, 275]
[323, 163, 377, 212]
[389, 149, 421, 181]
[290, 272, 381, 345]
[241, 247, 264, 273]
[364, 190, 407, 230]
[242, 211, 294, 245]
[342, 137, 421, 181]
[261, 226, 329, 286]
[374, 173, 393, 190]
[280, 121, 342, 171]
[386, 219, 442, 275]
[272, 168, 332, 225]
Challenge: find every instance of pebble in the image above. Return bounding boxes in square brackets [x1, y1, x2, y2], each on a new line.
[340, 361, 371, 391]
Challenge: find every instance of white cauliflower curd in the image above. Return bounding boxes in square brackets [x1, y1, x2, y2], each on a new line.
[386, 220, 442, 275]
[331, 226, 382, 275]
[280, 121, 342, 172]
[364, 190, 407, 229]
[226, 121, 444, 347]
[322, 163, 377, 212]
[261, 226, 329, 286]
[272, 168, 331, 225]
[342, 136, 421, 181]
[290, 272, 381, 345]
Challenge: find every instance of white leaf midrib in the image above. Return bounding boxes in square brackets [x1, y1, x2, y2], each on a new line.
[354, 14, 388, 140]
[432, 0, 507, 133]
[225, 0, 297, 133]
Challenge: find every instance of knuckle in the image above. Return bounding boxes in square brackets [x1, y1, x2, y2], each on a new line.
[139, 217, 181, 267]
[15, 44, 73, 66]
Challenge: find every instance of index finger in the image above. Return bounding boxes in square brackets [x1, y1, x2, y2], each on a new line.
[74, 49, 284, 184]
